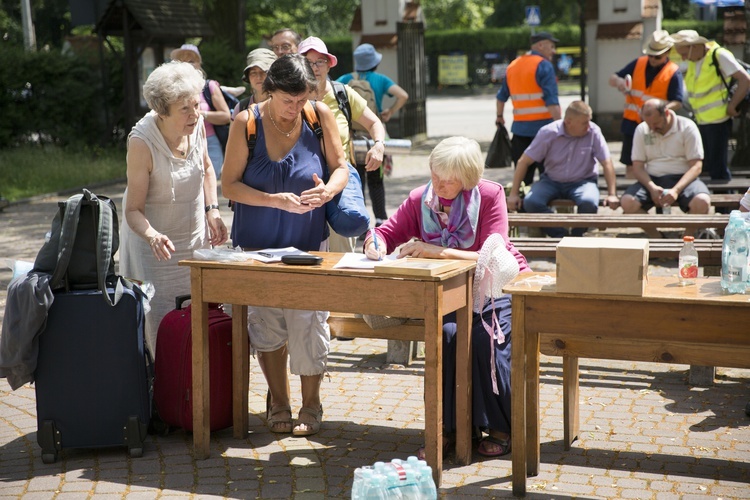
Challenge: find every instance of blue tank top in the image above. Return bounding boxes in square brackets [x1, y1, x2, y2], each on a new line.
[230, 105, 327, 250]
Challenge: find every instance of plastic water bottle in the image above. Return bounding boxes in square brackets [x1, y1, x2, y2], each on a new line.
[661, 189, 672, 215]
[721, 210, 748, 294]
[678, 235, 699, 286]
[352, 467, 374, 499]
[417, 465, 437, 499]
[362, 475, 387, 500]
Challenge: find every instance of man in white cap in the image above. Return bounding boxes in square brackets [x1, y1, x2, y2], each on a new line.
[496, 32, 561, 188]
[672, 29, 750, 180]
[609, 30, 683, 179]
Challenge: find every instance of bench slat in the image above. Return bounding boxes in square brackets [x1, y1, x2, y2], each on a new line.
[508, 213, 729, 230]
[328, 315, 425, 341]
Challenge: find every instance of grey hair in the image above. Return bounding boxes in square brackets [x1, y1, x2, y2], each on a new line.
[429, 136, 484, 190]
[142, 61, 205, 116]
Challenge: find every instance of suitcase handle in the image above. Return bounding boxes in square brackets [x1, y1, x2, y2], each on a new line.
[175, 295, 191, 310]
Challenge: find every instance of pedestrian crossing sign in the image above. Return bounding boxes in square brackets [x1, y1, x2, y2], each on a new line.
[525, 6, 541, 26]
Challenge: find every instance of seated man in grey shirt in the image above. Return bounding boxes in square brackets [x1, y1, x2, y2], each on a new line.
[506, 100, 619, 237]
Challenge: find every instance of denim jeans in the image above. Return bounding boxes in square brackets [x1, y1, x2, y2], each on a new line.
[206, 134, 224, 179]
[522, 174, 600, 237]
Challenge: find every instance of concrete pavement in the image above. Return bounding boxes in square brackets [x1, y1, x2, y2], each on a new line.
[1, 101, 750, 498]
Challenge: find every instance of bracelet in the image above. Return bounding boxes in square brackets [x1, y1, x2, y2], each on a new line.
[205, 204, 220, 213]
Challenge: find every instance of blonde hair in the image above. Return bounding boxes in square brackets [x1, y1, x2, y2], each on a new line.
[428, 136, 484, 190]
[564, 100, 592, 119]
[142, 61, 205, 116]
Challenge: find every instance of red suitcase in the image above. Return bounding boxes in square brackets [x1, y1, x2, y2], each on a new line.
[153, 295, 233, 431]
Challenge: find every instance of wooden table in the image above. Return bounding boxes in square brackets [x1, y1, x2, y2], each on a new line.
[503, 273, 750, 497]
[180, 254, 476, 486]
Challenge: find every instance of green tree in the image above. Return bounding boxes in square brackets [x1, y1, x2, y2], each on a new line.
[421, 0, 494, 30]
[487, 0, 579, 28]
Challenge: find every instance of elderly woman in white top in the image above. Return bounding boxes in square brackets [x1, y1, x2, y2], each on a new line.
[120, 61, 228, 357]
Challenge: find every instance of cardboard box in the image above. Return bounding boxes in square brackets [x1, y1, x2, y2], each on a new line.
[555, 237, 649, 296]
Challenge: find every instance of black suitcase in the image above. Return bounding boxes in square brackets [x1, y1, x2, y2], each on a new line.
[34, 287, 151, 463]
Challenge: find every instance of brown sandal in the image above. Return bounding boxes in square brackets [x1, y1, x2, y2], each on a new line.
[267, 404, 293, 433]
[292, 406, 323, 437]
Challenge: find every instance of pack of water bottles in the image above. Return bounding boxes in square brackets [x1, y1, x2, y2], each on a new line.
[351, 456, 437, 499]
[720, 210, 750, 294]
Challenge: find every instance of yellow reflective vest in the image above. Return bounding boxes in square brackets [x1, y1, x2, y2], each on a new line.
[685, 43, 729, 125]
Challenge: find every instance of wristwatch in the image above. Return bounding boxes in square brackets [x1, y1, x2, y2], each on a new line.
[205, 204, 220, 213]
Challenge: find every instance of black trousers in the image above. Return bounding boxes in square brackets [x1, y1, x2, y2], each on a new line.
[355, 164, 387, 222]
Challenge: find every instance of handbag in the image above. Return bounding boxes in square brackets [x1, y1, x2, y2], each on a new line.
[325, 162, 370, 237]
[485, 123, 513, 168]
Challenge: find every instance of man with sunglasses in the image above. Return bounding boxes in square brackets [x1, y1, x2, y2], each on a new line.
[609, 30, 683, 179]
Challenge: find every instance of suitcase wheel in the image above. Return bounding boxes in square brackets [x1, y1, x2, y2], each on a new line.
[123, 416, 146, 459]
[38, 420, 60, 464]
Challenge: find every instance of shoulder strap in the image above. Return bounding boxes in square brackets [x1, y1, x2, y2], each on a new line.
[330, 80, 353, 130]
[246, 103, 258, 159]
[302, 101, 323, 141]
[712, 49, 731, 92]
[203, 80, 215, 110]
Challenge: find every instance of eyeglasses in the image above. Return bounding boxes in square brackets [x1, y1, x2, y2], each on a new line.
[270, 43, 293, 53]
[248, 69, 266, 78]
[308, 59, 329, 69]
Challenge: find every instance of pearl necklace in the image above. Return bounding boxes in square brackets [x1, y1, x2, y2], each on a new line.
[268, 107, 299, 137]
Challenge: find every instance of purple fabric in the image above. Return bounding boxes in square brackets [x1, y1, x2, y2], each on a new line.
[524, 119, 610, 183]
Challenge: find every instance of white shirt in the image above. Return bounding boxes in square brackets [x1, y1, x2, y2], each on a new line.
[631, 110, 704, 177]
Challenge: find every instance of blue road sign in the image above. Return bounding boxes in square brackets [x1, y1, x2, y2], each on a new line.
[525, 6, 541, 26]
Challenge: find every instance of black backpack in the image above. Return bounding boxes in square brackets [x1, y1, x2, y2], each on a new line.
[203, 80, 240, 152]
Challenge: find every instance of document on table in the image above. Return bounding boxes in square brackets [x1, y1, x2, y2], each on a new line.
[333, 252, 398, 269]
[245, 247, 315, 263]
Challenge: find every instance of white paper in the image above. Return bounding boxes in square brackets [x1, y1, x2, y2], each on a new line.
[245, 247, 314, 263]
[333, 252, 398, 269]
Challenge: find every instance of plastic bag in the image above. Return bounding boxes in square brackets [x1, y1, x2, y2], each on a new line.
[4, 259, 34, 279]
[193, 247, 254, 262]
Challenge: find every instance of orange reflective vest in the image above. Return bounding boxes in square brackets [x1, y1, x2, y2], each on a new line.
[623, 56, 679, 123]
[506, 54, 553, 122]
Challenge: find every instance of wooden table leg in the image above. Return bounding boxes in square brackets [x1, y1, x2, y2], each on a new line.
[232, 305, 249, 439]
[562, 356, 579, 450]
[454, 278, 472, 465]
[526, 328, 540, 477]
[423, 288, 443, 487]
[191, 271, 210, 458]
[511, 296, 527, 496]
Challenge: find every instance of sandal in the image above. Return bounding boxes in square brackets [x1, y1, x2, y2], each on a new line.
[416, 433, 454, 460]
[267, 404, 293, 433]
[477, 435, 511, 457]
[292, 406, 323, 437]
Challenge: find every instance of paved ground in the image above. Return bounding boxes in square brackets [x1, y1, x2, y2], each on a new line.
[1, 128, 750, 498]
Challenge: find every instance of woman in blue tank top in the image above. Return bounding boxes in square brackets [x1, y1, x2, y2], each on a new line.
[222, 54, 349, 437]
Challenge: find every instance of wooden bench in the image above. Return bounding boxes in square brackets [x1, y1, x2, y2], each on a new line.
[508, 213, 729, 237]
[510, 237, 723, 269]
[598, 177, 750, 193]
[548, 193, 742, 209]
[328, 313, 424, 366]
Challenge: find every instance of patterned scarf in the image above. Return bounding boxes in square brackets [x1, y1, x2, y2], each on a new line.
[420, 182, 481, 249]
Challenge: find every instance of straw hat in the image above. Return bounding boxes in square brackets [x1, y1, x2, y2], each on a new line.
[671, 30, 709, 47]
[170, 44, 201, 64]
[642, 30, 674, 56]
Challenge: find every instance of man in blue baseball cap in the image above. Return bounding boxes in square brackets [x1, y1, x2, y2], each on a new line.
[496, 31, 561, 188]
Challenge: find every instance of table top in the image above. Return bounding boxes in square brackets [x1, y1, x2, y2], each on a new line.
[503, 272, 750, 306]
[180, 252, 476, 282]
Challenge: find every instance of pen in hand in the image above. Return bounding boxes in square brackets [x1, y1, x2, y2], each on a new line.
[371, 228, 382, 261]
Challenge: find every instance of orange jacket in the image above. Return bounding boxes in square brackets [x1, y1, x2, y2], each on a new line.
[506, 54, 553, 122]
[623, 56, 679, 123]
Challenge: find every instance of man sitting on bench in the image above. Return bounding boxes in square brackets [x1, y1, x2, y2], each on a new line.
[507, 100, 619, 237]
[621, 98, 711, 215]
